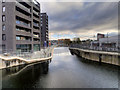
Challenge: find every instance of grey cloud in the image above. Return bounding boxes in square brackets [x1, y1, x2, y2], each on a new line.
[42, 2, 118, 34]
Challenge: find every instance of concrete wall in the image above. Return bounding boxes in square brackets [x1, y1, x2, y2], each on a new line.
[2, 2, 16, 51]
[69, 48, 120, 66]
[0, 1, 2, 90]
[0, 1, 2, 54]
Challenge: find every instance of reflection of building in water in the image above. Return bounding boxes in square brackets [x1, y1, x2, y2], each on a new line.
[91, 34, 118, 51]
[2, 61, 49, 77]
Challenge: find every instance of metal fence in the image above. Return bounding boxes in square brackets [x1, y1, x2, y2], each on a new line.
[70, 44, 119, 52]
[1, 46, 54, 60]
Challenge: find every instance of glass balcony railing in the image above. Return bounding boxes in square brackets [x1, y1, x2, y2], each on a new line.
[16, 1, 31, 13]
[33, 34, 39, 38]
[16, 20, 31, 27]
[33, 10, 39, 16]
[16, 28, 31, 33]
[33, 22, 39, 27]
[16, 36, 31, 41]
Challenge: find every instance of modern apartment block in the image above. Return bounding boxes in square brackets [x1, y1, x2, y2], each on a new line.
[2, 0, 41, 52]
[41, 13, 49, 47]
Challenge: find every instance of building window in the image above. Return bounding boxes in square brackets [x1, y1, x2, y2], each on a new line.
[16, 36, 21, 40]
[2, 25, 5, 30]
[16, 27, 20, 31]
[2, 6, 5, 12]
[2, 45, 6, 51]
[16, 20, 20, 24]
[2, 15, 6, 22]
[2, 34, 6, 41]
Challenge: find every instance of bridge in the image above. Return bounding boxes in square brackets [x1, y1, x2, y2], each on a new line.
[0, 46, 55, 69]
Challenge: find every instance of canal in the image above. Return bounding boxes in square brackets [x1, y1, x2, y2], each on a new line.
[1, 47, 119, 88]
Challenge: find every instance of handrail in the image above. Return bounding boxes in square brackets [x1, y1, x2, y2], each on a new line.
[0, 46, 55, 62]
[0, 46, 55, 69]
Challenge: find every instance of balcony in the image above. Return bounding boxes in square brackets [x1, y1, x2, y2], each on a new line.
[16, 36, 32, 43]
[33, 29, 40, 33]
[16, 1, 31, 13]
[33, 39, 40, 44]
[22, 0, 31, 6]
[33, 22, 39, 28]
[33, 34, 39, 38]
[16, 20, 31, 28]
[33, 10, 39, 16]
[33, 16, 40, 22]
[16, 29, 31, 37]
[33, 3, 40, 11]
[16, 11, 31, 21]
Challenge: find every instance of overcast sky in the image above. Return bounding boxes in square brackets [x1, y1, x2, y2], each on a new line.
[40, 2, 118, 40]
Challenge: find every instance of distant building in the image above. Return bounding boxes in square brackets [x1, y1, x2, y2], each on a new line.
[58, 39, 71, 46]
[50, 40, 58, 45]
[97, 33, 105, 41]
[41, 13, 49, 47]
[91, 35, 119, 51]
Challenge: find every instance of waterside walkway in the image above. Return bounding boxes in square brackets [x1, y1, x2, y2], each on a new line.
[0, 46, 55, 69]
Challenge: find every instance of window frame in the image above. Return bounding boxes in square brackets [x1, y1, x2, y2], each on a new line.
[2, 15, 6, 22]
[2, 6, 5, 12]
[2, 34, 6, 41]
[2, 24, 5, 31]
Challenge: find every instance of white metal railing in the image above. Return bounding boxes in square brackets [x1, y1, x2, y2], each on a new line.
[0, 46, 55, 69]
[1, 46, 54, 60]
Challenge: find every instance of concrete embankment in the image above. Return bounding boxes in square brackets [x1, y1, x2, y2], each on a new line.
[69, 48, 120, 66]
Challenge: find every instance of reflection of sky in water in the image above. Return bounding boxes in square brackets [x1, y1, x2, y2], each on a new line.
[54, 47, 70, 55]
[2, 47, 119, 88]
[54, 52, 70, 56]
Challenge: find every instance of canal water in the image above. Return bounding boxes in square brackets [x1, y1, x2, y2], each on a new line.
[1, 47, 119, 88]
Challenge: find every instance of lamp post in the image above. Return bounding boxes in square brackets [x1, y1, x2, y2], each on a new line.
[107, 32, 109, 51]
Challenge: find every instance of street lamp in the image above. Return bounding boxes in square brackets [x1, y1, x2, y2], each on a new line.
[107, 32, 109, 51]
[107, 32, 109, 43]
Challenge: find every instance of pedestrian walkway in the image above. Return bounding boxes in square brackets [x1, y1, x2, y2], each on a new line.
[0, 46, 55, 69]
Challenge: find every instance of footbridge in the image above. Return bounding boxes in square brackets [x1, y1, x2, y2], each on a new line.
[0, 46, 55, 69]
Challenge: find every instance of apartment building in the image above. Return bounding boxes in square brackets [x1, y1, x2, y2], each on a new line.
[41, 13, 49, 47]
[2, 0, 41, 52]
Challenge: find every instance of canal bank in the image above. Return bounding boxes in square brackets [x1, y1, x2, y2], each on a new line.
[1, 47, 119, 88]
[0, 46, 55, 69]
[69, 48, 120, 66]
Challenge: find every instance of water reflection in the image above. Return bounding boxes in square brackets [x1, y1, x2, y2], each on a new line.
[1, 47, 119, 88]
[2, 62, 49, 88]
